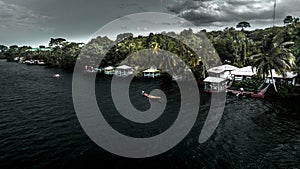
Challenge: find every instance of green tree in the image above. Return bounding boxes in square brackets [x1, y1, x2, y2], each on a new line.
[251, 34, 296, 92]
[236, 21, 251, 31]
[116, 33, 133, 42]
[49, 38, 67, 48]
[284, 15, 299, 25]
[5, 45, 19, 61]
[60, 42, 82, 68]
[0, 45, 8, 52]
[0, 45, 8, 59]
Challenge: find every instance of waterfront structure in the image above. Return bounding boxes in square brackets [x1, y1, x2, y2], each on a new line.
[231, 66, 257, 81]
[84, 66, 102, 73]
[204, 77, 227, 92]
[143, 67, 161, 78]
[104, 66, 115, 75]
[115, 65, 134, 77]
[207, 64, 238, 80]
[266, 69, 298, 86]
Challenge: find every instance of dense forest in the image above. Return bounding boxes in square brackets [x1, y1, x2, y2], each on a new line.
[78, 30, 220, 80]
[1, 16, 299, 81]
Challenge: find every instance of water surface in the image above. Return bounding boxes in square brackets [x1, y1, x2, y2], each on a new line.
[0, 60, 299, 169]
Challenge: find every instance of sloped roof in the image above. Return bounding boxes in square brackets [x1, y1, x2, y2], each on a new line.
[208, 66, 224, 74]
[116, 65, 132, 70]
[231, 66, 257, 76]
[208, 64, 238, 74]
[204, 77, 226, 83]
[143, 68, 160, 73]
[267, 69, 298, 78]
[104, 66, 114, 70]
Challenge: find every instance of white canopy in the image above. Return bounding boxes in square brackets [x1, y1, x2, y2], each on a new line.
[204, 77, 226, 83]
[208, 64, 238, 74]
[104, 66, 114, 70]
[267, 69, 298, 79]
[116, 65, 132, 70]
[143, 68, 160, 73]
[231, 66, 257, 76]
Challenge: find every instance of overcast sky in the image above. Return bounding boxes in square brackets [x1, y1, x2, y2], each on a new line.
[1, 0, 299, 47]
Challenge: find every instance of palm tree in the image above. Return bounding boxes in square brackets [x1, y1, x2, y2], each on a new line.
[150, 41, 160, 54]
[251, 35, 296, 92]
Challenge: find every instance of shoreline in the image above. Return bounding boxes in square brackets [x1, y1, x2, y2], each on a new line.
[3, 59, 300, 99]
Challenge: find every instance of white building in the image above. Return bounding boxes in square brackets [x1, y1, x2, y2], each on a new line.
[104, 66, 115, 75]
[207, 64, 238, 79]
[231, 66, 257, 81]
[143, 67, 161, 78]
[203, 77, 227, 92]
[115, 65, 134, 77]
[267, 69, 298, 86]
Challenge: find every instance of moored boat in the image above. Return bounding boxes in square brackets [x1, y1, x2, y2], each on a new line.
[52, 74, 61, 78]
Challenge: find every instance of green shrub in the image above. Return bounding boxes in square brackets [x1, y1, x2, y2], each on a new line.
[276, 83, 295, 97]
[232, 79, 264, 90]
[134, 72, 143, 78]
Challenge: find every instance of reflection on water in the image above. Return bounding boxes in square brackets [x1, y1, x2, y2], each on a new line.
[0, 60, 299, 169]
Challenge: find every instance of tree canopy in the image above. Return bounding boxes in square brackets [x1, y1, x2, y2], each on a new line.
[236, 21, 251, 31]
[2, 16, 300, 82]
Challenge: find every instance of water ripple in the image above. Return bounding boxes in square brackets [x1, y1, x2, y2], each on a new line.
[0, 60, 300, 169]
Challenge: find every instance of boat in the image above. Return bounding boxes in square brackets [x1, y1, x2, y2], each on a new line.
[52, 74, 61, 78]
[25, 60, 35, 65]
[37, 60, 46, 65]
[250, 83, 271, 98]
[226, 83, 271, 99]
[24, 60, 31, 64]
[141, 91, 161, 99]
[13, 57, 19, 62]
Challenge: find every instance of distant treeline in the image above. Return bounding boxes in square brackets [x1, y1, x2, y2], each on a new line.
[1, 16, 299, 80]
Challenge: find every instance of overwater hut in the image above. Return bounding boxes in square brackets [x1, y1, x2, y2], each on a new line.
[115, 65, 134, 77]
[204, 77, 227, 92]
[143, 67, 161, 78]
[231, 66, 257, 81]
[208, 64, 238, 79]
[267, 69, 298, 86]
[104, 66, 115, 75]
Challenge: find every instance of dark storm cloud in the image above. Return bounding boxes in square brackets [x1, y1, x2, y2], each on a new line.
[0, 0, 51, 29]
[0, 0, 172, 46]
[1, 0, 300, 46]
[167, 0, 300, 27]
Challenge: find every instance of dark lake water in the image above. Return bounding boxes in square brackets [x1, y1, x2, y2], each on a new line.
[0, 59, 300, 169]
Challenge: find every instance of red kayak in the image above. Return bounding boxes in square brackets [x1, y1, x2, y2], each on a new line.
[142, 91, 161, 99]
